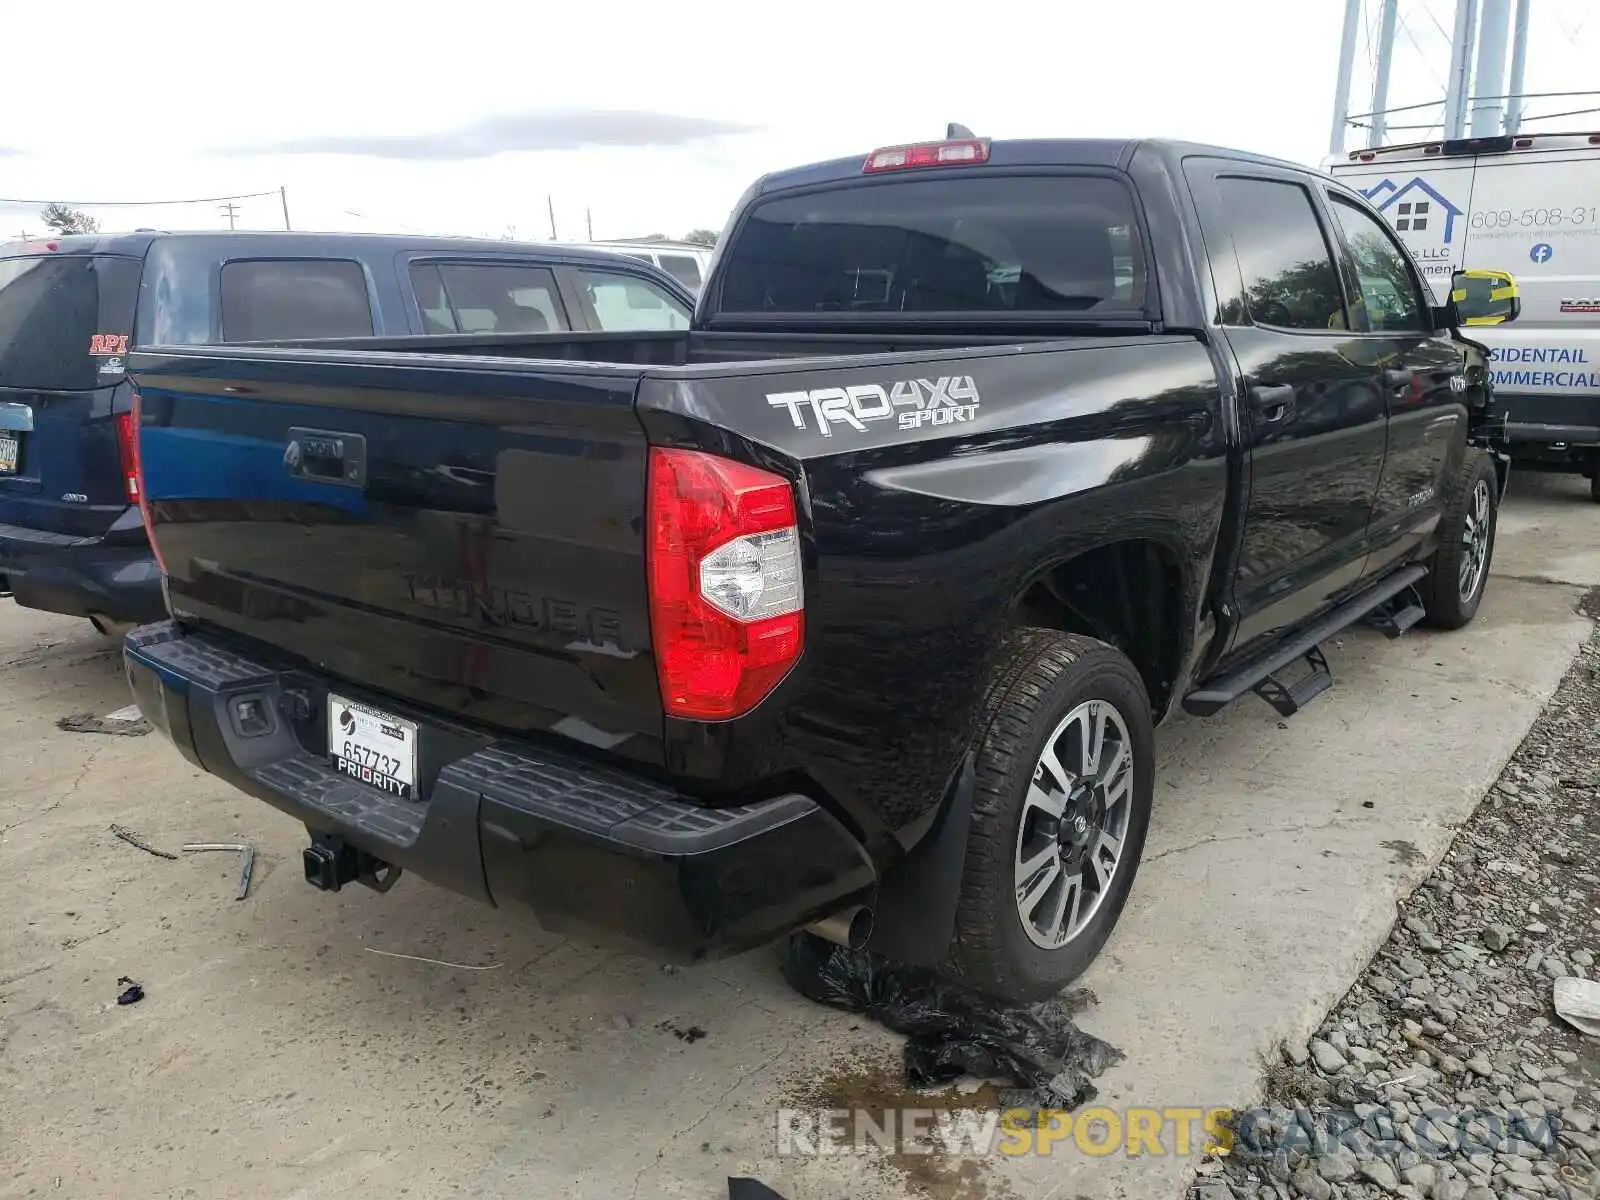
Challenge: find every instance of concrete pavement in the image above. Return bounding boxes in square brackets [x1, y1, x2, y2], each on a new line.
[0, 475, 1596, 1200]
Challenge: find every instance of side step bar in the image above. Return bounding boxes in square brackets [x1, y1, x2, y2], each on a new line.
[1251, 645, 1333, 719]
[1362, 585, 1427, 640]
[1184, 564, 1428, 718]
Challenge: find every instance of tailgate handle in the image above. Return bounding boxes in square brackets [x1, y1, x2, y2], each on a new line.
[285, 428, 366, 488]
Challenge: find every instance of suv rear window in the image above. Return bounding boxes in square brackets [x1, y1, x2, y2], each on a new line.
[219, 259, 374, 341]
[0, 254, 141, 391]
[718, 175, 1146, 316]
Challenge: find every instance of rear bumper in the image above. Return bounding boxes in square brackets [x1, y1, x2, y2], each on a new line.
[0, 518, 164, 623]
[123, 621, 877, 960]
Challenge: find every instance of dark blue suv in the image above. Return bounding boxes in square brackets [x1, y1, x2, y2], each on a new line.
[0, 231, 694, 630]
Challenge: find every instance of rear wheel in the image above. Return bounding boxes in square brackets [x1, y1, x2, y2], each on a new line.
[946, 630, 1154, 1001]
[1420, 450, 1498, 630]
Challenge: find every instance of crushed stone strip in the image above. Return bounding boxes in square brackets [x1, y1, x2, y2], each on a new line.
[1196, 626, 1600, 1200]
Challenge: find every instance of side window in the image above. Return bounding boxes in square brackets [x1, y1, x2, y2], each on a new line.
[219, 259, 373, 341]
[1328, 195, 1429, 333]
[408, 262, 570, 334]
[579, 270, 691, 331]
[657, 254, 703, 290]
[1213, 178, 1348, 331]
[409, 263, 455, 334]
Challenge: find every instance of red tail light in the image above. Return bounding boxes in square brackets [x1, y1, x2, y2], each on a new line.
[863, 138, 990, 173]
[646, 447, 804, 720]
[124, 393, 165, 572]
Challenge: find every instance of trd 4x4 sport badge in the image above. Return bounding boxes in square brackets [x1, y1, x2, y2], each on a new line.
[766, 375, 981, 438]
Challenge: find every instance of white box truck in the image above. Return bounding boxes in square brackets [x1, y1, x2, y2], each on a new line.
[1328, 132, 1600, 500]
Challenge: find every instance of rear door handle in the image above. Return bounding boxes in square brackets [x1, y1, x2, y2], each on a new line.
[1383, 368, 1414, 390]
[1248, 384, 1296, 424]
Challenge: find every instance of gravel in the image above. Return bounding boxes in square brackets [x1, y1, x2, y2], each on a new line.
[1205, 629, 1600, 1200]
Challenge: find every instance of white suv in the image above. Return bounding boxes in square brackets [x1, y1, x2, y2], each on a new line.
[574, 241, 712, 293]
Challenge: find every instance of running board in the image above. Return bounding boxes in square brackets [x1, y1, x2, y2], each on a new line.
[1251, 645, 1333, 718]
[1362, 585, 1427, 640]
[1183, 564, 1429, 718]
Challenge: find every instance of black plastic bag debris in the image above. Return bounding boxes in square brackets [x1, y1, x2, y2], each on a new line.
[780, 934, 1122, 1110]
[115, 976, 144, 1005]
[727, 1179, 787, 1200]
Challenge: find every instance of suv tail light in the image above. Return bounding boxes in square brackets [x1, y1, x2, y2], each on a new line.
[114, 409, 140, 503]
[646, 447, 803, 720]
[125, 392, 164, 571]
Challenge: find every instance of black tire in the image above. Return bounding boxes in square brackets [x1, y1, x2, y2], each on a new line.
[1590, 459, 1600, 504]
[945, 629, 1154, 1001]
[1420, 449, 1499, 630]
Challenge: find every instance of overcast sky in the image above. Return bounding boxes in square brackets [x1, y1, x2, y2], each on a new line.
[1, 0, 1595, 243]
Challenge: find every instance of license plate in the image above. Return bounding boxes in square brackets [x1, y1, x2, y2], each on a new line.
[328, 695, 417, 799]
[0, 434, 18, 475]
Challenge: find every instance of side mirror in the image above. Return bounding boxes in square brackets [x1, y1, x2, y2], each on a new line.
[1450, 269, 1521, 326]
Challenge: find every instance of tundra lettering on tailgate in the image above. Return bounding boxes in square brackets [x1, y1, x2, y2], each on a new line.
[403, 573, 626, 648]
[766, 375, 981, 438]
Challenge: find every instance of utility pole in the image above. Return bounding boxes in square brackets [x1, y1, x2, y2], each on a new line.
[219, 202, 240, 230]
[547, 195, 557, 241]
[279, 186, 292, 231]
[1444, 0, 1480, 139]
[1504, 0, 1532, 134]
[1470, 0, 1512, 136]
[586, 207, 594, 240]
[1368, 0, 1401, 147]
[1329, 0, 1364, 155]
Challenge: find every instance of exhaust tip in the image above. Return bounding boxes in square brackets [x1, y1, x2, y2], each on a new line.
[807, 904, 874, 951]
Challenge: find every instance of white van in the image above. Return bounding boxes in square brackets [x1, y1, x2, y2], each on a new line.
[1327, 132, 1600, 498]
[573, 241, 713, 294]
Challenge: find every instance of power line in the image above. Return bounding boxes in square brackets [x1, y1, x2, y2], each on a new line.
[1519, 104, 1600, 122]
[1420, 0, 1452, 41]
[0, 189, 276, 208]
[1398, 11, 1451, 92]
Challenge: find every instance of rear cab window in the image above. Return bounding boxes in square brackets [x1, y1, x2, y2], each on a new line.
[715, 174, 1148, 316]
[219, 259, 373, 341]
[408, 262, 570, 334]
[0, 252, 141, 391]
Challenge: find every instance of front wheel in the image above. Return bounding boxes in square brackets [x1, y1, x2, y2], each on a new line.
[1420, 450, 1499, 630]
[945, 630, 1154, 1001]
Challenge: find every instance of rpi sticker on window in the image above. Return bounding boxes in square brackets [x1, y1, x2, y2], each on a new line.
[88, 333, 129, 356]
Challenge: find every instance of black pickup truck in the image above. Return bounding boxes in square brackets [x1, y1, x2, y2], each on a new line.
[122, 135, 1520, 1000]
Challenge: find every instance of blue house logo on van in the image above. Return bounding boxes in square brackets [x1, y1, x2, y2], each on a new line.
[1361, 177, 1465, 245]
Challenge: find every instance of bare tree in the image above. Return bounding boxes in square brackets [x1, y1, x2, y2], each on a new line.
[39, 203, 100, 235]
[683, 229, 719, 247]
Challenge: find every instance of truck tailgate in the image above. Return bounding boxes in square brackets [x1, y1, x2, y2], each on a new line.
[129, 349, 664, 766]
